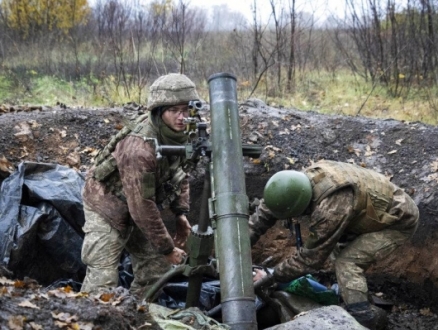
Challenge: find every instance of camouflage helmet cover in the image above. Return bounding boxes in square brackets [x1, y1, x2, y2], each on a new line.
[147, 73, 200, 111]
[263, 170, 312, 219]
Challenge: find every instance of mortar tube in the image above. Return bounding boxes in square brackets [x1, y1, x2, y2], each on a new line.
[208, 72, 257, 330]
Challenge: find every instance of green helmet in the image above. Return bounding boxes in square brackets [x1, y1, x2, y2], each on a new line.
[147, 73, 200, 111]
[263, 170, 312, 219]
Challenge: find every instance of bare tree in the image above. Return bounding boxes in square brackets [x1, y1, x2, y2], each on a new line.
[269, 0, 288, 94]
[251, 0, 261, 79]
[161, 0, 205, 74]
[101, 0, 132, 98]
[287, 0, 296, 92]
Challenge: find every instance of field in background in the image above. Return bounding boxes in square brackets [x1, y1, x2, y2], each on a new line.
[1, 70, 438, 125]
[2, 0, 438, 125]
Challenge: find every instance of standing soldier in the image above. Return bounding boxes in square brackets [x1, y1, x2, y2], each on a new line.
[250, 160, 419, 330]
[80, 73, 200, 298]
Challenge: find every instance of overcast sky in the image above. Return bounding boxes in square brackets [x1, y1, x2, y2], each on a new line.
[187, 0, 346, 22]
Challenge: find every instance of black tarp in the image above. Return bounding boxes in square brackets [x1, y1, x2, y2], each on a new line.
[0, 162, 86, 284]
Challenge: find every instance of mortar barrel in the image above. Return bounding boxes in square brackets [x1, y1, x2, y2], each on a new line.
[208, 72, 257, 330]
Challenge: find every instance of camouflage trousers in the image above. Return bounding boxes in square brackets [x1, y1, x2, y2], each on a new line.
[80, 203, 171, 298]
[334, 190, 419, 305]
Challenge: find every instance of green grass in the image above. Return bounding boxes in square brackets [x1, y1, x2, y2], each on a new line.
[1, 71, 438, 125]
[0, 76, 12, 101]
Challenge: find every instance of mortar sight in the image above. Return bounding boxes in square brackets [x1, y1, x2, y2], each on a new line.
[188, 100, 203, 111]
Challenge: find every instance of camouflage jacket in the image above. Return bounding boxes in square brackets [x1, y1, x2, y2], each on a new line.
[249, 161, 419, 283]
[82, 120, 190, 255]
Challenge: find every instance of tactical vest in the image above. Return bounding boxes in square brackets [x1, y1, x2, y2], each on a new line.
[304, 161, 395, 232]
[92, 115, 187, 208]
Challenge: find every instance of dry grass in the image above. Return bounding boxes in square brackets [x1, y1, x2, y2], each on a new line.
[252, 70, 438, 125]
[1, 70, 438, 125]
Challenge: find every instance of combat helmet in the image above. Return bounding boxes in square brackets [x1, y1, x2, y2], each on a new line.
[147, 73, 199, 111]
[263, 170, 312, 219]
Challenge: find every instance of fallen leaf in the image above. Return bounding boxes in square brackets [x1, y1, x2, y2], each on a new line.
[28, 120, 41, 128]
[0, 276, 15, 285]
[51, 312, 78, 323]
[138, 322, 153, 329]
[286, 157, 296, 164]
[431, 160, 438, 172]
[387, 150, 397, 154]
[8, 315, 25, 330]
[293, 311, 309, 319]
[14, 280, 26, 288]
[29, 322, 43, 330]
[264, 145, 281, 152]
[81, 147, 98, 154]
[1, 286, 10, 294]
[248, 134, 258, 142]
[48, 289, 67, 299]
[99, 292, 115, 302]
[74, 291, 89, 298]
[76, 322, 94, 330]
[290, 124, 301, 131]
[0, 155, 14, 173]
[111, 295, 125, 306]
[426, 173, 438, 183]
[364, 145, 375, 157]
[419, 307, 434, 316]
[54, 320, 69, 328]
[18, 300, 40, 309]
[63, 285, 73, 293]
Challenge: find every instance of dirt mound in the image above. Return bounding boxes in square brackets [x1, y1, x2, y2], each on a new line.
[1, 101, 438, 328]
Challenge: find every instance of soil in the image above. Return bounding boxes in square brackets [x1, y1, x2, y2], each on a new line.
[1, 99, 438, 329]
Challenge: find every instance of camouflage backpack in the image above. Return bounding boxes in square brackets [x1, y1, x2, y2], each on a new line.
[92, 113, 149, 182]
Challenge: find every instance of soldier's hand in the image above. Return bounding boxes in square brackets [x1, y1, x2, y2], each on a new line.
[174, 214, 191, 249]
[253, 268, 267, 282]
[165, 247, 187, 265]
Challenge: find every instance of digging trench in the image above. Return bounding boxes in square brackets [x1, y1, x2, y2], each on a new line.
[1, 100, 438, 329]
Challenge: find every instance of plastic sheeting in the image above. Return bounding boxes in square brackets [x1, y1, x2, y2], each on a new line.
[158, 279, 222, 310]
[158, 278, 266, 315]
[0, 162, 86, 284]
[281, 274, 339, 305]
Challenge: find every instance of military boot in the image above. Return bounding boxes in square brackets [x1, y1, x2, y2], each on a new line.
[346, 301, 388, 330]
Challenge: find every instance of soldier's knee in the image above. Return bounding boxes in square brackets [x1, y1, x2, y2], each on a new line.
[81, 248, 96, 266]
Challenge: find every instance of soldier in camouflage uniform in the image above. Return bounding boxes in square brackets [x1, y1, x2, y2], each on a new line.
[250, 160, 419, 330]
[80, 73, 200, 298]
